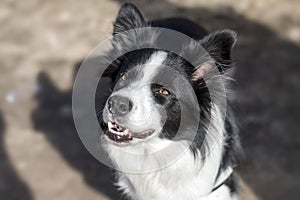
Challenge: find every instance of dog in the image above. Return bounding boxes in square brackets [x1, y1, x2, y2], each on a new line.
[99, 3, 242, 200]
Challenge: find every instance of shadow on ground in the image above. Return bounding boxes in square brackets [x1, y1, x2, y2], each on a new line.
[31, 67, 123, 200]
[0, 111, 33, 200]
[32, 0, 300, 200]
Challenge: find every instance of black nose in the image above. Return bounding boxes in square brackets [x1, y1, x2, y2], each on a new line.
[108, 95, 133, 116]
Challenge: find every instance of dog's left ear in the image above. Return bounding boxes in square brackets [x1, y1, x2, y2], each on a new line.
[113, 3, 146, 35]
[192, 30, 237, 81]
[104, 4, 146, 80]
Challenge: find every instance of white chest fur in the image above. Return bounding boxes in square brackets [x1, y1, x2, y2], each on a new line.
[103, 106, 235, 200]
[115, 152, 235, 200]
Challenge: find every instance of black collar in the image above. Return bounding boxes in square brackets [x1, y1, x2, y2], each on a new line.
[210, 167, 233, 194]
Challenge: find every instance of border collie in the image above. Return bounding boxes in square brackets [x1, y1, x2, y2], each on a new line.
[100, 3, 242, 200]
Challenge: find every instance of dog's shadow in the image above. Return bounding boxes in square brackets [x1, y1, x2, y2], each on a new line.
[31, 64, 123, 199]
[0, 111, 33, 200]
[32, 1, 300, 200]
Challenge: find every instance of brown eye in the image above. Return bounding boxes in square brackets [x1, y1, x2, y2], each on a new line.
[158, 88, 170, 95]
[121, 73, 127, 81]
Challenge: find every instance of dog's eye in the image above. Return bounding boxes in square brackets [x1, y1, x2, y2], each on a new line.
[158, 88, 170, 95]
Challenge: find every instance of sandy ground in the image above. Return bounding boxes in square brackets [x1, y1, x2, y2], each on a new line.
[0, 0, 299, 199]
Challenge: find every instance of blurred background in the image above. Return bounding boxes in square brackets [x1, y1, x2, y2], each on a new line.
[0, 0, 300, 199]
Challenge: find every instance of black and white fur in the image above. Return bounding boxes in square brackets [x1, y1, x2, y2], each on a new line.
[99, 3, 242, 200]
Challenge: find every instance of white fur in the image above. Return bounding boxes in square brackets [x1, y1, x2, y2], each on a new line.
[110, 51, 167, 134]
[140, 51, 167, 83]
[102, 105, 235, 200]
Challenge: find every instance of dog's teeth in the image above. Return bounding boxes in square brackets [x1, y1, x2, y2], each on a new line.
[107, 122, 134, 141]
[108, 121, 113, 129]
[124, 129, 129, 134]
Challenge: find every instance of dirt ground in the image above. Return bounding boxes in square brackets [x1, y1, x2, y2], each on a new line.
[0, 0, 299, 199]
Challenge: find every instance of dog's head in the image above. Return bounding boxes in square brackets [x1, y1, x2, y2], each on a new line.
[101, 3, 236, 148]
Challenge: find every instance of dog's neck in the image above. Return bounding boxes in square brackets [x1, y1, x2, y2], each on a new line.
[105, 106, 235, 199]
[114, 138, 232, 200]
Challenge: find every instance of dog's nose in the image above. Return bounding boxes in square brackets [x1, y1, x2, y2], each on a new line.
[108, 95, 133, 116]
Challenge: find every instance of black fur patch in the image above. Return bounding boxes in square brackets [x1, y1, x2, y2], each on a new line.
[150, 83, 182, 140]
[113, 3, 146, 35]
[200, 30, 237, 73]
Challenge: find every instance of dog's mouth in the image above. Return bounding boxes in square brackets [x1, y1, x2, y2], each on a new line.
[104, 121, 155, 143]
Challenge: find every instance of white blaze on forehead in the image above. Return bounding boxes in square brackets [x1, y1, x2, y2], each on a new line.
[109, 51, 168, 134]
[140, 51, 168, 83]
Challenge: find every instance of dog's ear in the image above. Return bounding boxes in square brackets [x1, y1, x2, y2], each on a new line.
[192, 30, 237, 80]
[113, 3, 146, 35]
[105, 4, 146, 81]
